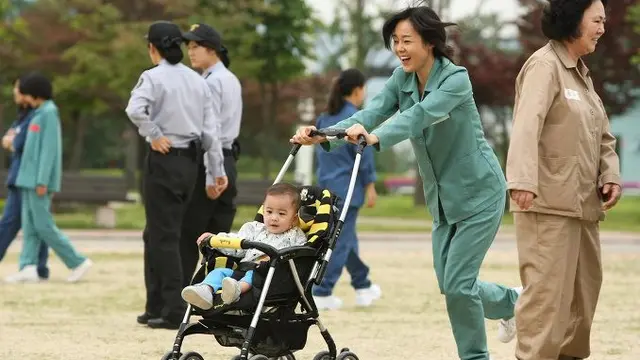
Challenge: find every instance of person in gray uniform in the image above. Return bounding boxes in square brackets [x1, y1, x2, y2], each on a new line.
[179, 23, 243, 288]
[125, 20, 227, 330]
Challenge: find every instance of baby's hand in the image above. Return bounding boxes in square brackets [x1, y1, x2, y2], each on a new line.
[197, 232, 214, 246]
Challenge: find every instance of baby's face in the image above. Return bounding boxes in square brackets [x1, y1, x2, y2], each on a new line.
[263, 194, 297, 234]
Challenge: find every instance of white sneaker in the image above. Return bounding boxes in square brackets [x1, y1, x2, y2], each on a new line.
[4, 265, 40, 283]
[67, 259, 93, 283]
[355, 283, 381, 307]
[221, 278, 242, 304]
[182, 284, 214, 310]
[497, 286, 523, 343]
[313, 295, 343, 310]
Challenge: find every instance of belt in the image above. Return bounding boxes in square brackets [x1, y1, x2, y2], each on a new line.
[165, 147, 198, 158]
[150, 140, 199, 158]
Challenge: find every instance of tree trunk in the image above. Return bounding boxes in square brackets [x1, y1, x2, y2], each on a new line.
[353, 0, 367, 70]
[68, 111, 87, 170]
[267, 81, 279, 178]
[260, 81, 270, 179]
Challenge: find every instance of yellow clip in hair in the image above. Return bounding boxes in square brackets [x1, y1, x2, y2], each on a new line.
[190, 24, 200, 31]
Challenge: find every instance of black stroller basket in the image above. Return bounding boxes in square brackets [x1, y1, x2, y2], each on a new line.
[161, 130, 367, 360]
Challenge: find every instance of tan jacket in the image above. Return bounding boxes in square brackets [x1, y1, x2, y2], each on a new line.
[506, 40, 621, 221]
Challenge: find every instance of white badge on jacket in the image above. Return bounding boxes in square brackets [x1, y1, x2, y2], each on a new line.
[564, 88, 581, 101]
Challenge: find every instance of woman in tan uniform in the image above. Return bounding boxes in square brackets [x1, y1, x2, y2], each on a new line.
[506, 1, 621, 359]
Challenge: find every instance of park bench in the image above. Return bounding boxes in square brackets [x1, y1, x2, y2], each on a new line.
[235, 179, 302, 206]
[0, 171, 134, 228]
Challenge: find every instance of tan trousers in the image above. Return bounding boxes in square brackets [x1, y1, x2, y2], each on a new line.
[513, 212, 602, 360]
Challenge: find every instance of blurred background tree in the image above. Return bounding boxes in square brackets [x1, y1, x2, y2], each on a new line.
[0, 0, 638, 199]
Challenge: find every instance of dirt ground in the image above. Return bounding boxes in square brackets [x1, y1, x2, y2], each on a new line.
[0, 239, 638, 359]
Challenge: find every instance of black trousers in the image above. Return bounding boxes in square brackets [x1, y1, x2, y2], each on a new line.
[180, 153, 238, 288]
[142, 146, 198, 322]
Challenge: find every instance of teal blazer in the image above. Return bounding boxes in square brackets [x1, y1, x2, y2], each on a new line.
[15, 100, 63, 193]
[322, 57, 506, 224]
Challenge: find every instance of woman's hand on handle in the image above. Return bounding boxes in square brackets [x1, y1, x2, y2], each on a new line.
[345, 124, 379, 146]
[290, 125, 323, 145]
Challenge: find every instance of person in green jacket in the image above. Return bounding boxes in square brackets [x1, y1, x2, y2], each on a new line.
[292, 6, 520, 360]
[3, 72, 92, 284]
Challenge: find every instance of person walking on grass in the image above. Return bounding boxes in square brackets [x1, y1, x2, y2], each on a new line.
[312, 68, 381, 311]
[0, 75, 51, 281]
[4, 72, 92, 284]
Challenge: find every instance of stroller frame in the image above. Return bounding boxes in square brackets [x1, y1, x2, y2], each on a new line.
[162, 129, 368, 360]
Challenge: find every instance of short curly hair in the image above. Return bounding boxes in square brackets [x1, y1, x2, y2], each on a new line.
[541, 0, 608, 41]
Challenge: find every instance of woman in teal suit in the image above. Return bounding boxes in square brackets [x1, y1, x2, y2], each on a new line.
[3, 72, 92, 284]
[292, 6, 520, 360]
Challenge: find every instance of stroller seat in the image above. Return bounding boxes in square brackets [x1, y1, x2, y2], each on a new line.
[190, 185, 337, 316]
[168, 186, 345, 359]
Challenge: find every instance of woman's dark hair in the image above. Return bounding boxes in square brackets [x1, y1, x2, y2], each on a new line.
[151, 37, 184, 65]
[196, 41, 231, 68]
[218, 46, 231, 68]
[326, 68, 366, 116]
[14, 74, 31, 110]
[541, 0, 608, 41]
[19, 72, 53, 100]
[382, 4, 457, 62]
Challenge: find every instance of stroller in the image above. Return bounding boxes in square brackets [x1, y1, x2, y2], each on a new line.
[160, 129, 369, 360]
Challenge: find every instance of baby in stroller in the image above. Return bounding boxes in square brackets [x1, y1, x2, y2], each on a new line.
[161, 129, 366, 360]
[181, 182, 308, 309]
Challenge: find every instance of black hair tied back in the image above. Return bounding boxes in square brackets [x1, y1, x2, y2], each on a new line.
[326, 68, 366, 116]
[155, 36, 184, 65]
[219, 46, 231, 68]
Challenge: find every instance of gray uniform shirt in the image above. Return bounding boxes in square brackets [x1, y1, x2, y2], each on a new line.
[203, 62, 243, 150]
[125, 59, 225, 178]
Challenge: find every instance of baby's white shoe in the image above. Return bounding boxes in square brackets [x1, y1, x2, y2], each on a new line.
[221, 278, 242, 304]
[182, 284, 214, 310]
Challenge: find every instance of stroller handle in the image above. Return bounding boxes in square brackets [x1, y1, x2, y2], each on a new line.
[289, 128, 367, 156]
[203, 235, 279, 259]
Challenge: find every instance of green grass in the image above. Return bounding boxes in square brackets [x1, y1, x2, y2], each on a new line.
[9, 194, 636, 233]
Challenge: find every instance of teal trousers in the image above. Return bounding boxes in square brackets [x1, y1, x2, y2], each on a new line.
[432, 193, 519, 360]
[18, 189, 85, 270]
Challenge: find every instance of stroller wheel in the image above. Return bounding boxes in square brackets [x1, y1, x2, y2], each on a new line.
[336, 351, 359, 360]
[179, 352, 205, 360]
[269, 354, 296, 360]
[161, 351, 182, 360]
[312, 351, 331, 360]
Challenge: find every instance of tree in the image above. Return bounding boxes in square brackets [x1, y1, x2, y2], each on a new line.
[450, 10, 522, 170]
[517, 0, 640, 116]
[248, 0, 316, 178]
[315, 0, 397, 74]
[0, 0, 270, 177]
[629, 3, 640, 64]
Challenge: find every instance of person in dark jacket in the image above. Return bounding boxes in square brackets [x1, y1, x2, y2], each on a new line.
[312, 68, 381, 310]
[0, 76, 50, 281]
